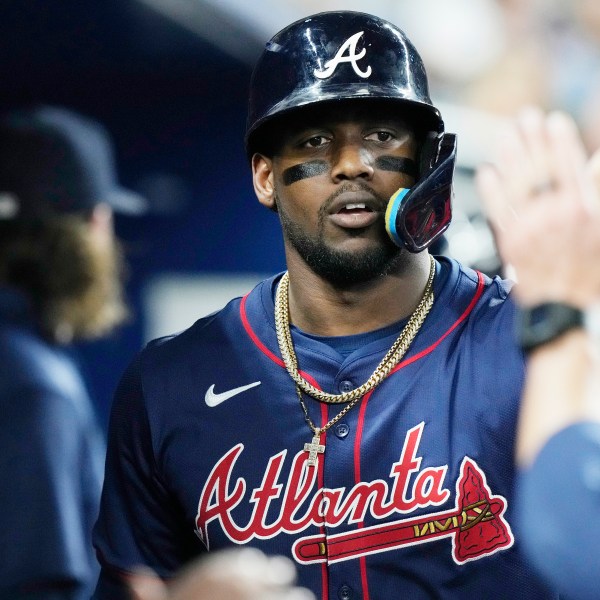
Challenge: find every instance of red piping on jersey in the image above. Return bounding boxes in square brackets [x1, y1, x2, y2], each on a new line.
[239, 270, 486, 377]
[240, 295, 322, 388]
[239, 271, 485, 600]
[240, 295, 285, 368]
[354, 392, 371, 486]
[318, 401, 329, 599]
[388, 270, 486, 376]
[356, 391, 373, 600]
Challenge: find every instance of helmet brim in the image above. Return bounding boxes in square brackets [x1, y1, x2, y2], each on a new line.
[245, 93, 443, 159]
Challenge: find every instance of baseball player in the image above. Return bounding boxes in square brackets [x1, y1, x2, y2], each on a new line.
[0, 105, 143, 600]
[93, 12, 560, 599]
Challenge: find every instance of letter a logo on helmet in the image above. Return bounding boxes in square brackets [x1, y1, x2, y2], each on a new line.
[314, 31, 372, 79]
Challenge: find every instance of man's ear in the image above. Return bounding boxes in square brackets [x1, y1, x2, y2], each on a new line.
[252, 153, 277, 212]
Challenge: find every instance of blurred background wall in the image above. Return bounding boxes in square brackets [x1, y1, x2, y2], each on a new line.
[3, 0, 599, 428]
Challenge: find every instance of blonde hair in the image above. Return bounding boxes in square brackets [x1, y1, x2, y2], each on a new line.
[0, 214, 128, 342]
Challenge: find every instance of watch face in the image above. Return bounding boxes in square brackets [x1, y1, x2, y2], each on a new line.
[517, 303, 583, 352]
[528, 305, 552, 330]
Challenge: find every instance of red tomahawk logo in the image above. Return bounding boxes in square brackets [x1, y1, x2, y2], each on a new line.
[292, 457, 514, 565]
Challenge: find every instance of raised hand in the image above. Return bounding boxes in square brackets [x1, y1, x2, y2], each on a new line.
[476, 106, 600, 308]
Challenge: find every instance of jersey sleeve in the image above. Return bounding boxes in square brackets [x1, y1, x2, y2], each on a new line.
[92, 352, 193, 599]
[0, 387, 103, 600]
[515, 422, 600, 600]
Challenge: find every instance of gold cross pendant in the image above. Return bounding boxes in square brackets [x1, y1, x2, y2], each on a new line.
[304, 432, 325, 467]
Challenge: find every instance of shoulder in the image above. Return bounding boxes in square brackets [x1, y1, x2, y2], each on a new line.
[432, 257, 524, 378]
[437, 256, 517, 322]
[438, 255, 513, 298]
[110, 275, 277, 414]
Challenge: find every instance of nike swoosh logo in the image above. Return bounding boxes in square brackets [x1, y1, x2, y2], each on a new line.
[205, 381, 262, 407]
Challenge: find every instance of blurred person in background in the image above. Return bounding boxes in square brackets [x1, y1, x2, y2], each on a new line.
[542, 0, 600, 151]
[0, 105, 144, 600]
[455, 0, 600, 151]
[476, 106, 600, 600]
[397, 0, 547, 115]
[462, 0, 548, 117]
[396, 0, 600, 148]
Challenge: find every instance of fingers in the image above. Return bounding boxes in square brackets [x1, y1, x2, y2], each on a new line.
[126, 551, 311, 600]
[199, 547, 297, 585]
[545, 111, 588, 205]
[476, 107, 553, 233]
[490, 118, 531, 208]
[477, 107, 593, 227]
[514, 106, 554, 195]
[483, 107, 585, 206]
[510, 109, 589, 210]
[588, 148, 600, 183]
[474, 162, 512, 232]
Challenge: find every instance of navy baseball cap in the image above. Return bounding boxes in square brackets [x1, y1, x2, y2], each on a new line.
[0, 105, 146, 219]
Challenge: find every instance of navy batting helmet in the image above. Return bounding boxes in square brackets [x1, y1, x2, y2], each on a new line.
[246, 11, 456, 252]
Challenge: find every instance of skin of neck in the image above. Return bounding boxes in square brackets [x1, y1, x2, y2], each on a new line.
[284, 247, 432, 336]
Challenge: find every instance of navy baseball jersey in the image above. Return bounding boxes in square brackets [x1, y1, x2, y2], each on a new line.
[93, 257, 558, 599]
[0, 287, 104, 600]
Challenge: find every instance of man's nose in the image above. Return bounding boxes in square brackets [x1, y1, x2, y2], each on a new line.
[330, 142, 375, 182]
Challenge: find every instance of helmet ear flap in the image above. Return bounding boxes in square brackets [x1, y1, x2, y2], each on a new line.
[386, 133, 457, 252]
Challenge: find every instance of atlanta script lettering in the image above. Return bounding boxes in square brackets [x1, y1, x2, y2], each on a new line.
[195, 423, 449, 548]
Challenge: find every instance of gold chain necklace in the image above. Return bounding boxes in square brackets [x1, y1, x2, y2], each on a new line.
[275, 255, 436, 466]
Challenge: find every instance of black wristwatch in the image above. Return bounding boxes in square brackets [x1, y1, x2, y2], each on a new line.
[516, 302, 583, 353]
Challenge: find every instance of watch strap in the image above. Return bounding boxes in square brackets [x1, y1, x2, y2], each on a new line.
[517, 302, 584, 353]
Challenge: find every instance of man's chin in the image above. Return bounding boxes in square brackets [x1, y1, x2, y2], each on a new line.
[305, 244, 404, 287]
[280, 210, 403, 285]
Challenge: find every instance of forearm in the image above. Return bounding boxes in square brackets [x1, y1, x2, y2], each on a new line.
[516, 326, 600, 467]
